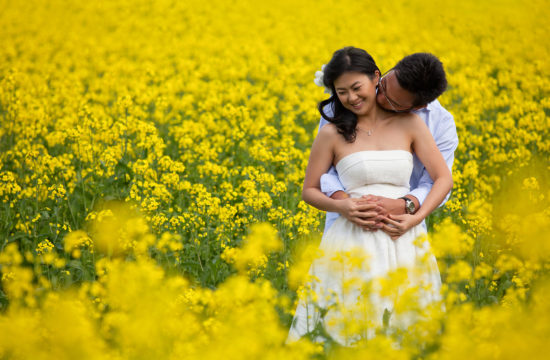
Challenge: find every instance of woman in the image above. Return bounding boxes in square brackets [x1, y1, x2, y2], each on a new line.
[287, 47, 452, 345]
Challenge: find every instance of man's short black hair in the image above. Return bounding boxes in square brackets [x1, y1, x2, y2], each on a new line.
[393, 53, 447, 106]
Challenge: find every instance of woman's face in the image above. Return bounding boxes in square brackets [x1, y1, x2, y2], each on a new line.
[333, 71, 379, 116]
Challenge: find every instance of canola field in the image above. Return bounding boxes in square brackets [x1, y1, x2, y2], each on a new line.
[1, 0, 550, 358]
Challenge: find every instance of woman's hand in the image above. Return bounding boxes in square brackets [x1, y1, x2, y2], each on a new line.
[380, 213, 421, 240]
[335, 197, 382, 229]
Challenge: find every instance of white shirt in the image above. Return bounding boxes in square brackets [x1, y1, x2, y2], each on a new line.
[318, 99, 458, 232]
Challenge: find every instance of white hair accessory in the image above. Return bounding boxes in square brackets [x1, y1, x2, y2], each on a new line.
[313, 64, 332, 94]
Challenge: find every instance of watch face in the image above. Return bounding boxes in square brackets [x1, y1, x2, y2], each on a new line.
[406, 200, 415, 213]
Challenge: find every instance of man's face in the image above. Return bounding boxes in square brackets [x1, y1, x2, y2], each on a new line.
[375, 70, 418, 112]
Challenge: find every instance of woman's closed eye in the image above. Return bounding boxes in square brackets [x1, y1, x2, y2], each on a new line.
[337, 86, 360, 96]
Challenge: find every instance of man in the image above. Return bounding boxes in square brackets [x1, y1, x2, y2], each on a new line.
[318, 52, 458, 236]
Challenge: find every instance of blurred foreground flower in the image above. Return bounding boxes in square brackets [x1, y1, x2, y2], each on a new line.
[221, 222, 282, 274]
[88, 201, 155, 257]
[493, 165, 550, 262]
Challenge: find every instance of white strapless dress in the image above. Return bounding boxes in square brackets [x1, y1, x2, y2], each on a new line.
[287, 150, 442, 345]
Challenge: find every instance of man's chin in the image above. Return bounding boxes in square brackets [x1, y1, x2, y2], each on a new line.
[377, 104, 396, 113]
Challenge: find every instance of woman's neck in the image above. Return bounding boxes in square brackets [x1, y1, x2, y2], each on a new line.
[356, 103, 386, 127]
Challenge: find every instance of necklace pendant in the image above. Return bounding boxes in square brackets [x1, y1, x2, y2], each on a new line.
[367, 130, 372, 136]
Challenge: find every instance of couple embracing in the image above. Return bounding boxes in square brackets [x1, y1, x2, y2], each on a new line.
[288, 47, 458, 344]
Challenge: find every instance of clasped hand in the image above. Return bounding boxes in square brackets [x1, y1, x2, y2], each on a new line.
[334, 194, 420, 240]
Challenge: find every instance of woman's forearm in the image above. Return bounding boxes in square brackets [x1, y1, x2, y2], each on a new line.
[302, 187, 342, 213]
[413, 176, 453, 222]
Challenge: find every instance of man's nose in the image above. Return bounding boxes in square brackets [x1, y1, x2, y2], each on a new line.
[375, 92, 387, 108]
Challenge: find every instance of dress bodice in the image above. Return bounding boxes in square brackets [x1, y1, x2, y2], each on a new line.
[335, 150, 413, 199]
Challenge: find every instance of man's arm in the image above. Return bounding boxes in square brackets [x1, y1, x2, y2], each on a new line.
[381, 113, 454, 239]
[408, 111, 458, 208]
[368, 107, 458, 229]
[320, 167, 346, 198]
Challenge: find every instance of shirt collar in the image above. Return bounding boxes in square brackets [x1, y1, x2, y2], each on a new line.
[425, 100, 436, 112]
[414, 100, 435, 114]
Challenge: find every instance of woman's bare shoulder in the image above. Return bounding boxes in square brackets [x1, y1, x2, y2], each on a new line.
[317, 122, 340, 138]
[393, 111, 421, 122]
[393, 112, 426, 130]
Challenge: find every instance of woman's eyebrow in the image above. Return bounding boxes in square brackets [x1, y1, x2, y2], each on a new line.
[336, 81, 361, 91]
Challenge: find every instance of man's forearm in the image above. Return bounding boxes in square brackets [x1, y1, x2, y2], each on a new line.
[330, 190, 350, 200]
[320, 170, 346, 198]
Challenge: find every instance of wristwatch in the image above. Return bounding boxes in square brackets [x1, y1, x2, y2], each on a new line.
[399, 196, 416, 214]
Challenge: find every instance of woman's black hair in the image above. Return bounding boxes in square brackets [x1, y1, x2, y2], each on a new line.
[318, 47, 380, 142]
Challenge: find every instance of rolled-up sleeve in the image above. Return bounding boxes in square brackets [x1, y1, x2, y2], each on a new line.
[409, 111, 458, 206]
[320, 166, 345, 197]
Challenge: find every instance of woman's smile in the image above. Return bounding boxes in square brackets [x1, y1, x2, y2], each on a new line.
[350, 100, 364, 110]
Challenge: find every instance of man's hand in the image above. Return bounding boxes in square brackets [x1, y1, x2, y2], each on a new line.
[333, 197, 382, 229]
[329, 192, 420, 233]
[331, 191, 383, 230]
[330, 190, 350, 200]
[361, 195, 406, 217]
[362, 195, 422, 238]
[355, 195, 403, 230]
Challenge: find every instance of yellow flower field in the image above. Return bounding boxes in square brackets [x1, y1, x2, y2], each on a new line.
[1, 0, 549, 358]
